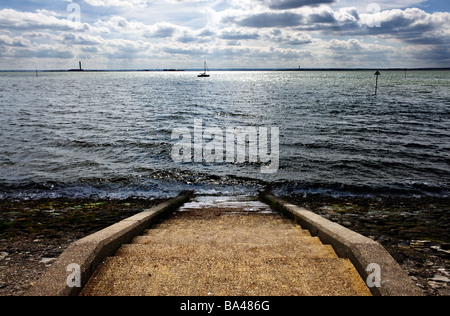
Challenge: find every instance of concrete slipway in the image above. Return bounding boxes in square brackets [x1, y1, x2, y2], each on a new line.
[27, 193, 422, 296]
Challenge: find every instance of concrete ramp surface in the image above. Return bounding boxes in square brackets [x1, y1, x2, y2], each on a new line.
[81, 196, 372, 296]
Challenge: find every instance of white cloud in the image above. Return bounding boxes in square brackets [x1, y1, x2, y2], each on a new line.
[263, 29, 312, 45]
[359, 8, 450, 46]
[0, 8, 89, 32]
[83, 0, 150, 7]
[0, 34, 31, 47]
[334, 0, 428, 11]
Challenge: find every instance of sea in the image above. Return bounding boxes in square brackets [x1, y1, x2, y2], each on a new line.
[0, 70, 449, 200]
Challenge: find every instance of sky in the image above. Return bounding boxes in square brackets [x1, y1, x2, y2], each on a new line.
[0, 0, 449, 70]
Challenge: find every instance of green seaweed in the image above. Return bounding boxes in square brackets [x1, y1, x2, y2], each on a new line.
[0, 198, 164, 239]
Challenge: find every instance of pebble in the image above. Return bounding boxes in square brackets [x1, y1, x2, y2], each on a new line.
[39, 257, 56, 264]
[428, 281, 443, 290]
[430, 275, 450, 283]
[431, 246, 450, 257]
[410, 240, 432, 248]
[0, 252, 9, 260]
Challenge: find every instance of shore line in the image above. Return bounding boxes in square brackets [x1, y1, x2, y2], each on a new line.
[26, 193, 425, 296]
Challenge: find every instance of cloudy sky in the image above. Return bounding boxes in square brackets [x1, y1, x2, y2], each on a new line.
[0, 0, 449, 70]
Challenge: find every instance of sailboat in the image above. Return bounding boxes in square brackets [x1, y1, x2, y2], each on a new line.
[198, 61, 210, 78]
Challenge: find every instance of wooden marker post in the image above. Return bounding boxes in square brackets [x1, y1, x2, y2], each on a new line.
[374, 71, 380, 95]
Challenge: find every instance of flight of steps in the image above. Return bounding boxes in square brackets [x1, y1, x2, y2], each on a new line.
[81, 197, 371, 296]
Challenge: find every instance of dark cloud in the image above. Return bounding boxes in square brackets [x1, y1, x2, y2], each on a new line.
[197, 29, 215, 37]
[407, 44, 450, 64]
[144, 24, 177, 38]
[362, 9, 438, 40]
[339, 9, 450, 47]
[265, 0, 335, 10]
[224, 12, 304, 28]
[176, 33, 198, 43]
[176, 32, 211, 44]
[62, 33, 103, 45]
[307, 10, 337, 23]
[81, 46, 99, 53]
[286, 37, 311, 45]
[223, 7, 363, 31]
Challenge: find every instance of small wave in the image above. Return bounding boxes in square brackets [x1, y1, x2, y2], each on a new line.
[403, 142, 437, 149]
[0, 176, 448, 201]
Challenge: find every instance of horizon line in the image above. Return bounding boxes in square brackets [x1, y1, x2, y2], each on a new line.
[1, 67, 450, 72]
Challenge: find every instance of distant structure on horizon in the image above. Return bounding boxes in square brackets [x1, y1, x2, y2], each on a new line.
[69, 61, 84, 72]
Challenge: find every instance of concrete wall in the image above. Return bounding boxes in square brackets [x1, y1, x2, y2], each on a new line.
[263, 194, 423, 296]
[27, 194, 191, 296]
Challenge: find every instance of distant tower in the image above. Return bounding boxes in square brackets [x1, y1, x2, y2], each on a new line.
[79, 61, 82, 71]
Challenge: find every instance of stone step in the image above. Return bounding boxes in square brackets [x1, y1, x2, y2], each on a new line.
[131, 234, 324, 247]
[141, 226, 312, 239]
[81, 256, 371, 296]
[115, 242, 338, 259]
[151, 222, 303, 232]
[151, 218, 301, 230]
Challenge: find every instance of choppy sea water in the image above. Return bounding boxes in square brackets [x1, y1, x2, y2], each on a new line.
[0, 70, 449, 199]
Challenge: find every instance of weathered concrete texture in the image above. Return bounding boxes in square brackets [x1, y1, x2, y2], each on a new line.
[263, 194, 423, 296]
[81, 256, 370, 296]
[81, 198, 372, 296]
[26, 194, 191, 296]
